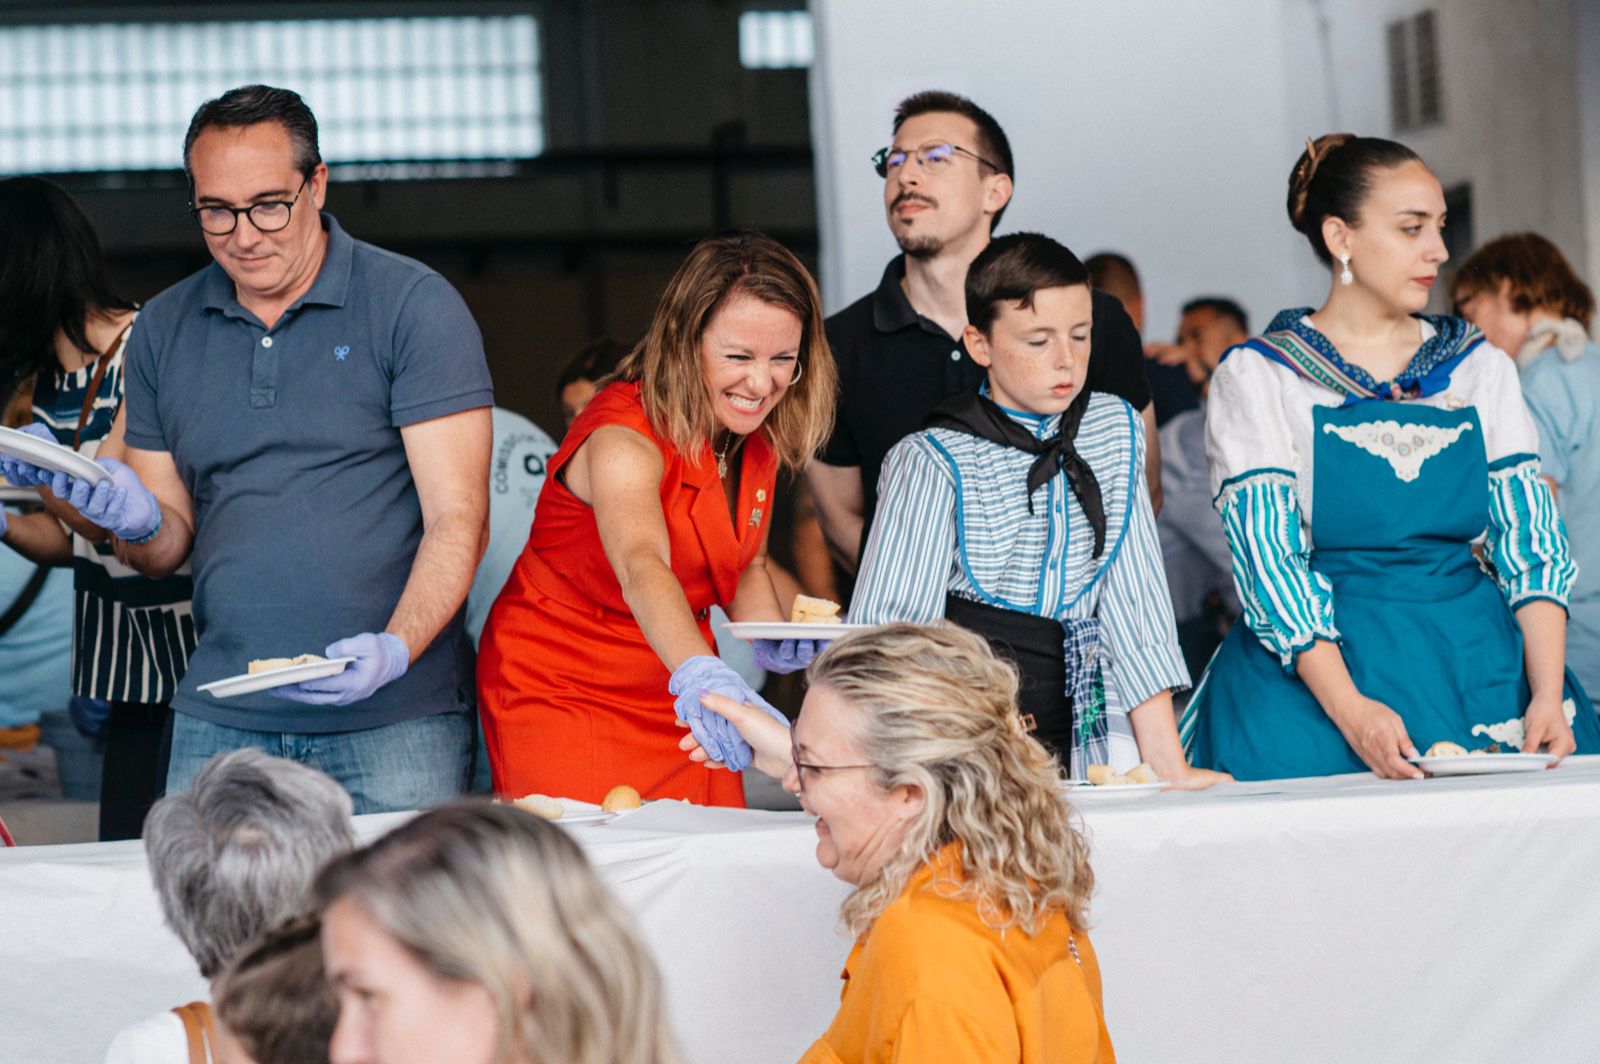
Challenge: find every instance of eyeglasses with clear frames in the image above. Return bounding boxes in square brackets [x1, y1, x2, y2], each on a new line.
[872, 141, 1002, 179]
[790, 729, 875, 793]
[191, 176, 310, 236]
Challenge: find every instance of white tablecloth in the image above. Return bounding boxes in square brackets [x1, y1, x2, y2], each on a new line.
[4, 759, 1600, 1064]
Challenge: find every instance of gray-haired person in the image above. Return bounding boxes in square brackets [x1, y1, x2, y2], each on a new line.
[102, 748, 354, 1064]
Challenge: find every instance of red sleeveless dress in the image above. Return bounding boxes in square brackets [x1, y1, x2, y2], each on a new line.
[477, 382, 777, 806]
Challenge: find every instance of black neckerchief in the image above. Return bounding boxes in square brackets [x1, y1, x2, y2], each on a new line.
[925, 386, 1106, 556]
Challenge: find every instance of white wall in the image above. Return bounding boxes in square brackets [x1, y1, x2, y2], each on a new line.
[809, 0, 1596, 339]
[808, 0, 1324, 342]
[1577, 0, 1600, 297]
[1297, 0, 1591, 301]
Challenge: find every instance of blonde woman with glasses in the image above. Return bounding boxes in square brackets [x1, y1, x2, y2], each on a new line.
[478, 231, 838, 807]
[685, 624, 1114, 1063]
[317, 801, 680, 1064]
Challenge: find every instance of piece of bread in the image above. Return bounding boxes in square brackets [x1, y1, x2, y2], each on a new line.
[1086, 764, 1115, 786]
[790, 594, 842, 624]
[1126, 763, 1159, 785]
[601, 784, 643, 812]
[247, 654, 326, 674]
[1425, 741, 1468, 758]
[512, 794, 564, 820]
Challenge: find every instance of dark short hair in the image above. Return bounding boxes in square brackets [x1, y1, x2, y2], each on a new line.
[556, 336, 630, 396]
[214, 915, 337, 1064]
[0, 176, 135, 397]
[894, 90, 1014, 230]
[1180, 297, 1250, 336]
[183, 84, 322, 188]
[1085, 252, 1141, 302]
[1453, 233, 1594, 331]
[1287, 134, 1424, 266]
[965, 232, 1090, 333]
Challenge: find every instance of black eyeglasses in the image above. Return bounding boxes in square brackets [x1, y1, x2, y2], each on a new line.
[190, 176, 309, 236]
[790, 730, 875, 792]
[872, 141, 1002, 179]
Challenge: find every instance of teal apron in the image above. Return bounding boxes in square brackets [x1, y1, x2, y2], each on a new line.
[1191, 401, 1598, 779]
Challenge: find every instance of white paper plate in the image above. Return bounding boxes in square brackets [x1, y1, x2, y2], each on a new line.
[0, 426, 108, 484]
[197, 657, 356, 699]
[1063, 781, 1169, 799]
[1407, 752, 1557, 776]
[721, 621, 874, 641]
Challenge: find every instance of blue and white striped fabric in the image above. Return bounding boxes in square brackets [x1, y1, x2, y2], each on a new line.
[1485, 455, 1576, 608]
[1215, 472, 1340, 670]
[853, 392, 1190, 771]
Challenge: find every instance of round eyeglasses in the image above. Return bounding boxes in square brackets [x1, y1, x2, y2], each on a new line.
[190, 176, 309, 236]
[872, 141, 1002, 179]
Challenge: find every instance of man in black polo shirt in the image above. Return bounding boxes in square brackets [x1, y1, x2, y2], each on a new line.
[809, 91, 1157, 570]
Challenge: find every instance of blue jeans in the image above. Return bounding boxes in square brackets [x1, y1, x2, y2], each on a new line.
[166, 710, 472, 814]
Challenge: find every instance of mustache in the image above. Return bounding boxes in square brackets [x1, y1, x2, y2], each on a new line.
[892, 192, 937, 210]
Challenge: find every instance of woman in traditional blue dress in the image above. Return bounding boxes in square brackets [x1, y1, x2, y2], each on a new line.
[1190, 134, 1599, 780]
[849, 233, 1228, 788]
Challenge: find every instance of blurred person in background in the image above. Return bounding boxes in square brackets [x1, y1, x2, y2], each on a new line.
[0, 176, 194, 839]
[103, 748, 354, 1063]
[317, 801, 680, 1064]
[684, 625, 1116, 1063]
[1454, 233, 1600, 696]
[809, 91, 1155, 576]
[1087, 251, 1199, 430]
[556, 336, 628, 429]
[212, 915, 338, 1064]
[477, 232, 836, 805]
[1155, 298, 1248, 681]
[1190, 135, 1597, 781]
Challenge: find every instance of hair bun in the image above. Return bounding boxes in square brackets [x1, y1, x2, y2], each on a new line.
[1288, 132, 1353, 228]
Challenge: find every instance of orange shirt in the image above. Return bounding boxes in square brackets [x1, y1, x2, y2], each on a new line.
[800, 845, 1115, 1064]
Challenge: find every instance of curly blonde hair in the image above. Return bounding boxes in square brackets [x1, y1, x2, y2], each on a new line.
[315, 801, 679, 1064]
[613, 230, 836, 473]
[807, 623, 1095, 938]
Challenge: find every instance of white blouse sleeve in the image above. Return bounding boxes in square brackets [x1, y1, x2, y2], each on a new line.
[1456, 346, 1577, 608]
[1206, 349, 1340, 669]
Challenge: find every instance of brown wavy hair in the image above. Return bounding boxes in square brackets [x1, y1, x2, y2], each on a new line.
[807, 624, 1096, 938]
[1452, 233, 1594, 330]
[613, 231, 836, 472]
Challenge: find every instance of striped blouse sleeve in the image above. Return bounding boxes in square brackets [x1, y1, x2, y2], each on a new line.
[1206, 350, 1339, 671]
[1485, 456, 1575, 609]
[1463, 344, 1577, 609]
[1097, 409, 1191, 712]
[850, 435, 959, 625]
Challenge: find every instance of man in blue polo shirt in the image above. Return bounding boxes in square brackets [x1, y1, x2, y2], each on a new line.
[33, 85, 493, 812]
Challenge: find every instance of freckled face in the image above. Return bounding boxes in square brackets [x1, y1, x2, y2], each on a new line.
[964, 284, 1093, 416]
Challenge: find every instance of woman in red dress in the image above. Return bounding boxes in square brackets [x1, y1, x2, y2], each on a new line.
[478, 233, 837, 805]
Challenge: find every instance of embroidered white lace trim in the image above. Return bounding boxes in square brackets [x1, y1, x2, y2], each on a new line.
[1321, 420, 1474, 482]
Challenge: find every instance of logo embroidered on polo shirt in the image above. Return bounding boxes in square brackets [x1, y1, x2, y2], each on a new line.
[334, 345, 351, 361]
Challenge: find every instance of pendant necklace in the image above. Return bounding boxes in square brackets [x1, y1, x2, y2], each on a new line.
[715, 431, 740, 479]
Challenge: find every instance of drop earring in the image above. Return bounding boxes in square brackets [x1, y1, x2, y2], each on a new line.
[1339, 252, 1353, 287]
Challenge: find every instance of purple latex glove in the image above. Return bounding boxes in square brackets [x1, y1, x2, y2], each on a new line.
[271, 632, 410, 706]
[668, 655, 788, 772]
[52, 458, 161, 541]
[751, 638, 827, 675]
[0, 424, 59, 488]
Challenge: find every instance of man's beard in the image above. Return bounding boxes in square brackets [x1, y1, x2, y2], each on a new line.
[895, 229, 945, 258]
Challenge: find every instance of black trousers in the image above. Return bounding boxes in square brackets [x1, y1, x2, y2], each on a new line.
[943, 595, 1074, 761]
[99, 701, 173, 841]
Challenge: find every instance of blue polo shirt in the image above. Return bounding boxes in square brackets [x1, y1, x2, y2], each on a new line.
[123, 214, 493, 732]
